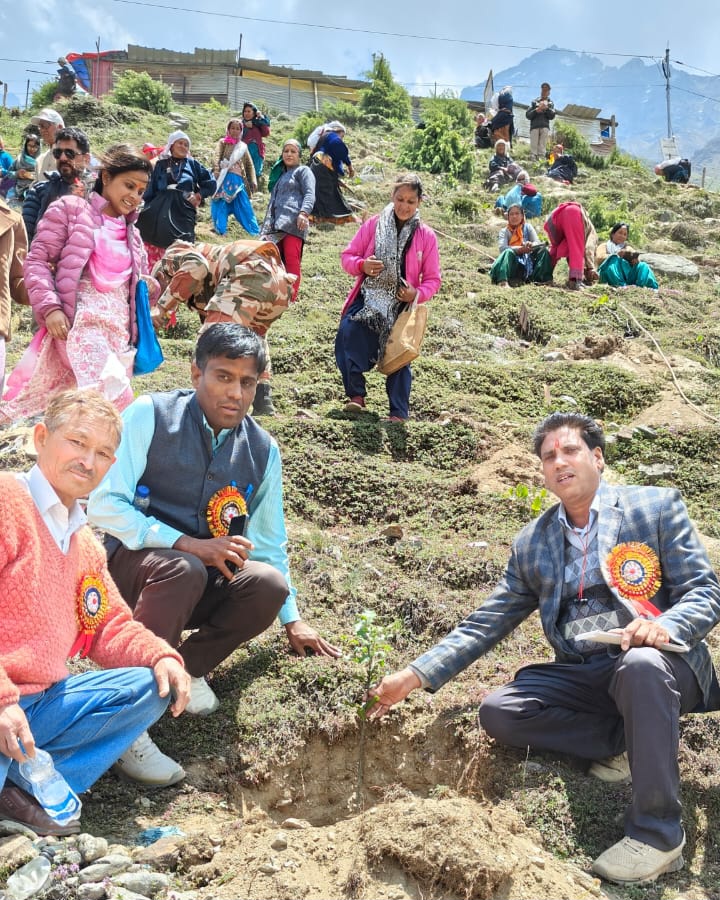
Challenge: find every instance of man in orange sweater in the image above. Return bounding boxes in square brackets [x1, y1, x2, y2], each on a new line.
[0, 389, 190, 836]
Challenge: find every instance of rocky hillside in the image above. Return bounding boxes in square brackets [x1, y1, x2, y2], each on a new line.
[2, 95, 720, 899]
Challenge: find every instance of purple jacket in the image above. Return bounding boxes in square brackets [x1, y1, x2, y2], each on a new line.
[24, 192, 152, 342]
[340, 214, 442, 317]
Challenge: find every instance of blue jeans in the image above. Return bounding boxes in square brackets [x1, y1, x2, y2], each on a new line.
[335, 303, 412, 419]
[1, 668, 170, 794]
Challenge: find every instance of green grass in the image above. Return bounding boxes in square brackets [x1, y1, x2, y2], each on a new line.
[4, 94, 720, 898]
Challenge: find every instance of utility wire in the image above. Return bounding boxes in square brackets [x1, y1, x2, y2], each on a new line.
[106, 0, 660, 61]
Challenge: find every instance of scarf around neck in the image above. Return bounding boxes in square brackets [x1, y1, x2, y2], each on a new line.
[351, 202, 420, 357]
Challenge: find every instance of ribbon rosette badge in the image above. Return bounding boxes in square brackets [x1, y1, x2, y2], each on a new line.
[604, 542, 662, 615]
[206, 484, 247, 537]
[70, 574, 109, 657]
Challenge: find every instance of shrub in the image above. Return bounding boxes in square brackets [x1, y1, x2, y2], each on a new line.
[421, 95, 472, 132]
[607, 148, 645, 173]
[585, 194, 645, 244]
[203, 97, 228, 111]
[111, 71, 172, 114]
[554, 122, 607, 170]
[31, 80, 59, 110]
[359, 54, 411, 125]
[398, 114, 474, 182]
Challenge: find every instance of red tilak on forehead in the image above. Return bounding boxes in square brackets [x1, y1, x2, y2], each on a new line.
[554, 438, 561, 448]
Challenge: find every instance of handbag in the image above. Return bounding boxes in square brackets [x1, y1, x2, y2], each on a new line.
[137, 186, 197, 248]
[133, 280, 164, 375]
[376, 300, 428, 375]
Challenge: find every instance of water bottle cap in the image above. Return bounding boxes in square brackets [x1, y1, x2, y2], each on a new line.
[136, 485, 150, 498]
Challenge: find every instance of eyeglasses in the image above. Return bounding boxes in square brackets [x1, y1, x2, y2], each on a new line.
[52, 147, 78, 160]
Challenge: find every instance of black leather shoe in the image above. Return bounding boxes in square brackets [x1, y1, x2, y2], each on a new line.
[0, 784, 81, 836]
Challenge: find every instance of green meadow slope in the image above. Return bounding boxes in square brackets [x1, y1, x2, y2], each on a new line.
[3, 95, 720, 899]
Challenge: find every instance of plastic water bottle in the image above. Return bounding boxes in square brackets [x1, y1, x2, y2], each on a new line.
[133, 484, 151, 512]
[5, 849, 53, 899]
[18, 748, 82, 825]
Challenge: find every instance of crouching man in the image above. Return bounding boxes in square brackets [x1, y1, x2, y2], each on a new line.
[0, 389, 189, 835]
[371, 412, 720, 886]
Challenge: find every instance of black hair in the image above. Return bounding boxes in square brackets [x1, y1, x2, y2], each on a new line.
[23, 132, 40, 153]
[392, 172, 423, 200]
[532, 412, 606, 458]
[194, 324, 267, 375]
[92, 143, 151, 195]
[54, 126, 90, 155]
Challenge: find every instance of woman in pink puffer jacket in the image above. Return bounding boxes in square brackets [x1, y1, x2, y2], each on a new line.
[1, 145, 158, 419]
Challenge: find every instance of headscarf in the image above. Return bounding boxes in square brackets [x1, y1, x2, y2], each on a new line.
[222, 118, 243, 145]
[161, 130, 191, 159]
[325, 121, 346, 135]
[281, 139, 302, 170]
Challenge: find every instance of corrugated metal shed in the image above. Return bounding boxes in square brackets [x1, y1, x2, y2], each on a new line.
[559, 104, 602, 119]
[228, 75, 361, 115]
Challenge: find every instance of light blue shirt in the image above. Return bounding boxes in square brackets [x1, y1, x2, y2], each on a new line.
[87, 395, 299, 625]
[16, 465, 86, 554]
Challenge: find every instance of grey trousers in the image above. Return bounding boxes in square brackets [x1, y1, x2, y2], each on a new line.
[478, 649, 701, 850]
[108, 546, 288, 677]
[530, 127, 550, 158]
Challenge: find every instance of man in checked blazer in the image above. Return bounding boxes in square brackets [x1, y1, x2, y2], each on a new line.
[371, 411, 720, 886]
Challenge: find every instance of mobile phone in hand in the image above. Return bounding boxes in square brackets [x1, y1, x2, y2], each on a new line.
[225, 513, 247, 576]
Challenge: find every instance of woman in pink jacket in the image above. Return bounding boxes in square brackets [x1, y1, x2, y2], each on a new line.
[1, 145, 155, 420]
[336, 174, 441, 421]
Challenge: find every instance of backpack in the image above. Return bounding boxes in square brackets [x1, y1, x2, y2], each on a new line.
[307, 125, 326, 153]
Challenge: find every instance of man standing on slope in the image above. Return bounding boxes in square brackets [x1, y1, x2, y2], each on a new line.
[370, 411, 720, 886]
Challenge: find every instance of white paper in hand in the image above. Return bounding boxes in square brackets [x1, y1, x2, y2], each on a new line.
[572, 629, 688, 653]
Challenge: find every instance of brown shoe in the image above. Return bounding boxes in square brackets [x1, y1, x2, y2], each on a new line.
[0, 783, 81, 837]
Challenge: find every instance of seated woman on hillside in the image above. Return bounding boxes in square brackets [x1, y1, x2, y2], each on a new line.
[485, 140, 527, 192]
[495, 181, 543, 218]
[490, 204, 553, 287]
[597, 222, 658, 290]
[546, 143, 578, 184]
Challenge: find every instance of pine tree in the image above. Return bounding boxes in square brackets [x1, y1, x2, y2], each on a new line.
[359, 54, 412, 124]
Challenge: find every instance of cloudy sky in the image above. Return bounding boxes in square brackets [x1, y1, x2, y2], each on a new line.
[1, 0, 717, 107]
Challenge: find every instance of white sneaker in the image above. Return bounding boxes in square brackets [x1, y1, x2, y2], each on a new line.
[588, 751, 631, 784]
[184, 676, 220, 716]
[592, 835, 685, 884]
[113, 732, 185, 788]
